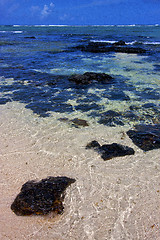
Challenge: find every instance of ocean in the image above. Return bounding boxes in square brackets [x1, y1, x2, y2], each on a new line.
[1, 25, 160, 240]
[0, 25, 160, 126]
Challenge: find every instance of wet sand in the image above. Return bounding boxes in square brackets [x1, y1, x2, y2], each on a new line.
[0, 102, 160, 240]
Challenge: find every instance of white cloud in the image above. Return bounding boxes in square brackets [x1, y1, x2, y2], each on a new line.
[41, 2, 55, 18]
[31, 2, 55, 19]
[50, 2, 55, 8]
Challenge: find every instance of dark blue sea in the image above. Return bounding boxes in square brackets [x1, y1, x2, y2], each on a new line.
[0, 25, 160, 126]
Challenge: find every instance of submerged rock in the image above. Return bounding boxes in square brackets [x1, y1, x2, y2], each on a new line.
[68, 72, 113, 85]
[0, 97, 11, 105]
[114, 46, 146, 54]
[58, 117, 89, 127]
[71, 118, 89, 127]
[75, 103, 102, 112]
[86, 140, 135, 160]
[86, 140, 101, 149]
[58, 117, 69, 122]
[127, 124, 160, 151]
[98, 110, 124, 127]
[11, 176, 76, 216]
[75, 42, 146, 54]
[113, 40, 126, 46]
[24, 36, 36, 39]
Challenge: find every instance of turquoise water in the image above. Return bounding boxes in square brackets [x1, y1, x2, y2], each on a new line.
[0, 25, 160, 126]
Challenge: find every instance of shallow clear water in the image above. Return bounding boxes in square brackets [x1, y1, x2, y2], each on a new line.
[0, 25, 160, 126]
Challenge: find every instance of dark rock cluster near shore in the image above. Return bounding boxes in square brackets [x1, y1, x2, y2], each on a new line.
[74, 41, 146, 54]
[10, 124, 160, 217]
[127, 124, 160, 151]
[11, 176, 76, 216]
[86, 140, 135, 160]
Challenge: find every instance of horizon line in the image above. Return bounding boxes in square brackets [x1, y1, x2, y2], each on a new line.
[0, 24, 159, 27]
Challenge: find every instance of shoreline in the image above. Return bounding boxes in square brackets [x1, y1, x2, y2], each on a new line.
[0, 102, 160, 239]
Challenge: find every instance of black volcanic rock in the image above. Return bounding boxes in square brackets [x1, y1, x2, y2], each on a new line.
[114, 46, 146, 54]
[71, 118, 89, 127]
[58, 117, 89, 127]
[86, 140, 135, 160]
[127, 124, 160, 151]
[98, 110, 124, 127]
[86, 140, 101, 149]
[68, 72, 113, 85]
[113, 40, 126, 46]
[25, 36, 36, 39]
[11, 176, 76, 216]
[74, 42, 146, 54]
[0, 97, 11, 104]
[75, 42, 111, 53]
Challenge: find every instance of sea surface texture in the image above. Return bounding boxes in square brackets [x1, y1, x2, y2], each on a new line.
[0, 25, 160, 125]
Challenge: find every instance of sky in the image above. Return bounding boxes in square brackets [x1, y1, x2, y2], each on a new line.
[0, 0, 160, 25]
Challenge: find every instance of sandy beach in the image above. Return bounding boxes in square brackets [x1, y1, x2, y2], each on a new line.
[0, 101, 160, 240]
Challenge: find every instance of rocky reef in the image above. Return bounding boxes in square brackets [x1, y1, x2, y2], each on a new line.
[74, 41, 146, 54]
[11, 176, 76, 216]
[127, 124, 160, 151]
[86, 140, 135, 160]
[68, 72, 113, 85]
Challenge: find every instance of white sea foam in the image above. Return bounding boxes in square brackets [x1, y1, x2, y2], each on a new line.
[0, 30, 23, 33]
[32, 25, 47, 27]
[135, 41, 160, 45]
[32, 25, 69, 27]
[90, 39, 160, 46]
[48, 25, 69, 27]
[125, 41, 137, 45]
[143, 41, 160, 45]
[116, 24, 137, 27]
[90, 40, 137, 45]
[90, 25, 115, 27]
[115, 24, 159, 27]
[90, 40, 116, 44]
[13, 31, 23, 33]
